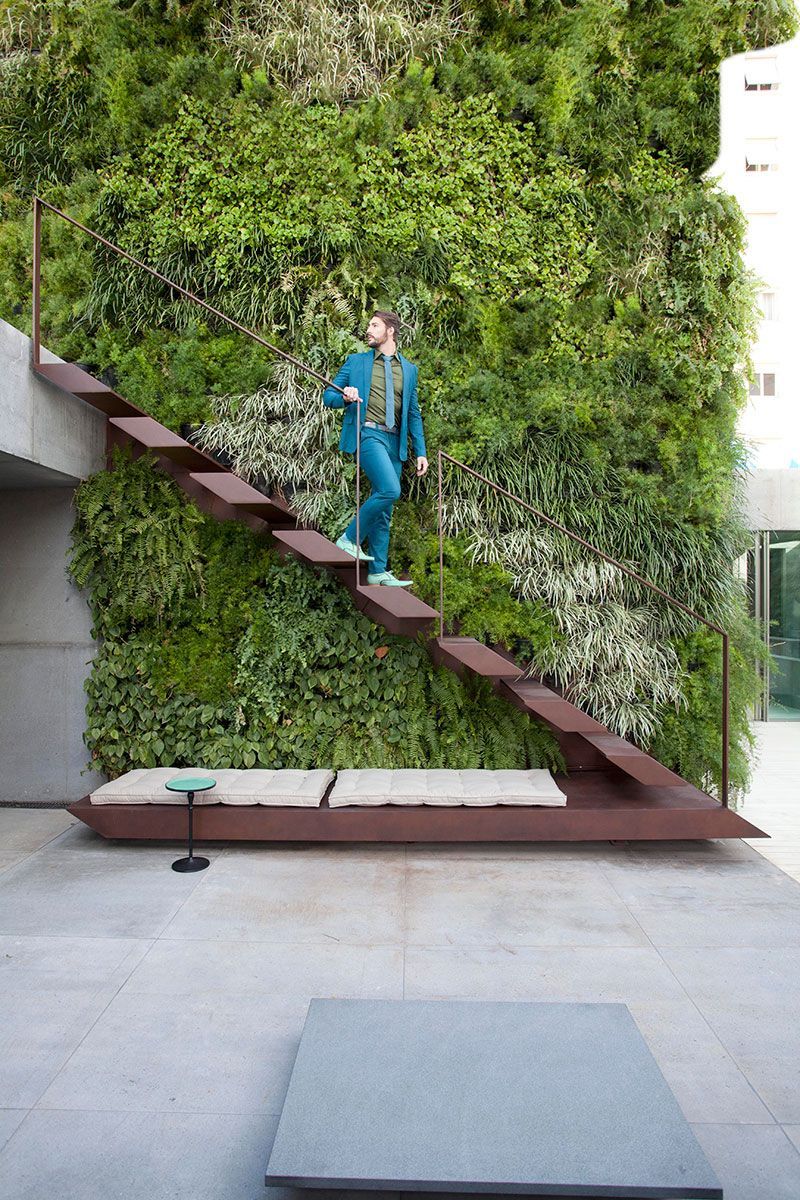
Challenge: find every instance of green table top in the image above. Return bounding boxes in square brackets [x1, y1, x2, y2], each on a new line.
[165, 775, 216, 793]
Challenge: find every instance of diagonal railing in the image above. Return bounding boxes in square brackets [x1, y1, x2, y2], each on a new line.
[32, 196, 369, 589]
[436, 451, 730, 807]
[32, 197, 730, 805]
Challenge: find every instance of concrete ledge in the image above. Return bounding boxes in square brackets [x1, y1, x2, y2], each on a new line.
[0, 319, 105, 483]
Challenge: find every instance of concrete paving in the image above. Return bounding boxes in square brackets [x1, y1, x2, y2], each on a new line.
[0, 812, 799, 1198]
[743, 721, 800, 882]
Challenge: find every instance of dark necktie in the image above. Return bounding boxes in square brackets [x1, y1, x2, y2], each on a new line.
[383, 355, 395, 429]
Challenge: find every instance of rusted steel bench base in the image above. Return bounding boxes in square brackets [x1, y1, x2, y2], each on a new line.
[69, 772, 766, 843]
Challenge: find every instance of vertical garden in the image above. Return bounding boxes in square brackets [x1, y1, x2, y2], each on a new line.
[1, 0, 796, 789]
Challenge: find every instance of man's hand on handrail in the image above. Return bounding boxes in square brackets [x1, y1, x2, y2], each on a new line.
[343, 387, 362, 404]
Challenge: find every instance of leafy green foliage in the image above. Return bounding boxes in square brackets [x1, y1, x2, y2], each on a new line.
[70, 446, 204, 628]
[70, 455, 562, 776]
[4, 0, 796, 791]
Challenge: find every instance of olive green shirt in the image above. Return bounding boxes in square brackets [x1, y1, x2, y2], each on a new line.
[366, 350, 403, 428]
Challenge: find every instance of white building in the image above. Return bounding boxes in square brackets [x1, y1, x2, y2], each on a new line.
[708, 34, 800, 470]
[708, 36, 800, 720]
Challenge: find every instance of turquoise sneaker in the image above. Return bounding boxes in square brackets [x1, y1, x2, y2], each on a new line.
[335, 534, 374, 561]
[367, 571, 414, 588]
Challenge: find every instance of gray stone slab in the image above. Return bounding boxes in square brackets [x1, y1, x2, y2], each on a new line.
[265, 999, 722, 1197]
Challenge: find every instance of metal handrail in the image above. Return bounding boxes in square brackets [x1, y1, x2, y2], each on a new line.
[436, 450, 730, 807]
[32, 196, 367, 593]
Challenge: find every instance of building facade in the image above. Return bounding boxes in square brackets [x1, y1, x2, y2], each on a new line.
[709, 34, 800, 719]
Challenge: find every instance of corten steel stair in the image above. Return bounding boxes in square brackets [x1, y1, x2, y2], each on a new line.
[31, 199, 765, 843]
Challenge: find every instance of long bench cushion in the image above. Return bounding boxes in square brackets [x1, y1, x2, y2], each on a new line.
[328, 769, 567, 808]
[219, 769, 333, 807]
[89, 768, 240, 805]
[89, 767, 333, 807]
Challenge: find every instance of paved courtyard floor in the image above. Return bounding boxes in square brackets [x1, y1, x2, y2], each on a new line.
[0, 774, 799, 1198]
[743, 722, 800, 883]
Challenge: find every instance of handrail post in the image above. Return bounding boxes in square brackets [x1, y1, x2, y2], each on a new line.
[32, 196, 41, 367]
[438, 449, 444, 638]
[355, 399, 361, 593]
[722, 632, 730, 807]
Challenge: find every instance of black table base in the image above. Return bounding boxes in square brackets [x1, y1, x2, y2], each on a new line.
[171, 790, 210, 873]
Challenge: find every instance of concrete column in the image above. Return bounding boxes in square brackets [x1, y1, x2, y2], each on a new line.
[0, 487, 105, 804]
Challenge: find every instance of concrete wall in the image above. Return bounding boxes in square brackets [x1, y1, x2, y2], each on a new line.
[0, 319, 106, 482]
[0, 321, 106, 803]
[744, 468, 800, 531]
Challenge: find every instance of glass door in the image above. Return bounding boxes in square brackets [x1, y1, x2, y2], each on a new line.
[768, 530, 800, 718]
[750, 530, 800, 720]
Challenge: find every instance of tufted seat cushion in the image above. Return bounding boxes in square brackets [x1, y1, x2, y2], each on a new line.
[218, 769, 333, 806]
[89, 767, 333, 807]
[328, 768, 567, 808]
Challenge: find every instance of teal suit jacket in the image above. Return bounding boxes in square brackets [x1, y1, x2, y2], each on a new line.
[322, 349, 427, 463]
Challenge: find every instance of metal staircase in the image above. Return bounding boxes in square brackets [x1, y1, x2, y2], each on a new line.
[31, 199, 766, 842]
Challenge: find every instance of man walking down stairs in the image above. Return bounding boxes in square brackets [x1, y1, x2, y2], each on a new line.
[323, 311, 429, 588]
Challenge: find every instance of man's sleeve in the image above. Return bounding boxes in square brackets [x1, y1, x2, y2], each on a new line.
[322, 356, 352, 409]
[408, 366, 427, 457]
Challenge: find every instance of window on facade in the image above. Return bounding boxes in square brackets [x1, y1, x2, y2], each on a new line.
[744, 57, 779, 90]
[749, 371, 777, 397]
[745, 138, 779, 171]
[758, 291, 777, 320]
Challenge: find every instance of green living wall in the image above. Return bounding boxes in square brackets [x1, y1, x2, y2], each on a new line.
[1, 0, 796, 792]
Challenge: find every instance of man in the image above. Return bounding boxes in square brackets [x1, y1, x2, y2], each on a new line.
[322, 310, 428, 587]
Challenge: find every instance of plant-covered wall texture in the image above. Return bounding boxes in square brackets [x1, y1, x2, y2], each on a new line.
[2, 0, 796, 794]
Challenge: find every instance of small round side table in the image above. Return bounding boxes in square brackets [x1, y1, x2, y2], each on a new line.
[165, 775, 216, 873]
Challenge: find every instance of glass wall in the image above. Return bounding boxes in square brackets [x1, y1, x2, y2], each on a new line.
[749, 530, 800, 719]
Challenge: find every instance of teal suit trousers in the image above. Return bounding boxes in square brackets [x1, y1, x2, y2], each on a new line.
[344, 427, 402, 574]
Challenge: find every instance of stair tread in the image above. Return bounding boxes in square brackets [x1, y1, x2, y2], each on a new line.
[359, 586, 439, 619]
[435, 637, 521, 678]
[501, 680, 608, 733]
[583, 733, 655, 755]
[190, 472, 292, 513]
[110, 416, 189, 446]
[273, 529, 355, 564]
[581, 733, 685, 785]
[110, 416, 224, 471]
[35, 363, 140, 416]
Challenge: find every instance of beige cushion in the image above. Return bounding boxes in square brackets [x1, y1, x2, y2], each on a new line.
[89, 767, 332, 807]
[89, 768, 240, 805]
[219, 769, 333, 807]
[328, 768, 567, 808]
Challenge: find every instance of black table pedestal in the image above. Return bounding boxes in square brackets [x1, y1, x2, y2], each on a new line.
[172, 790, 210, 873]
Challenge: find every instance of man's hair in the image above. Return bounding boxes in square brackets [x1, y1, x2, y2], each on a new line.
[373, 310, 402, 341]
